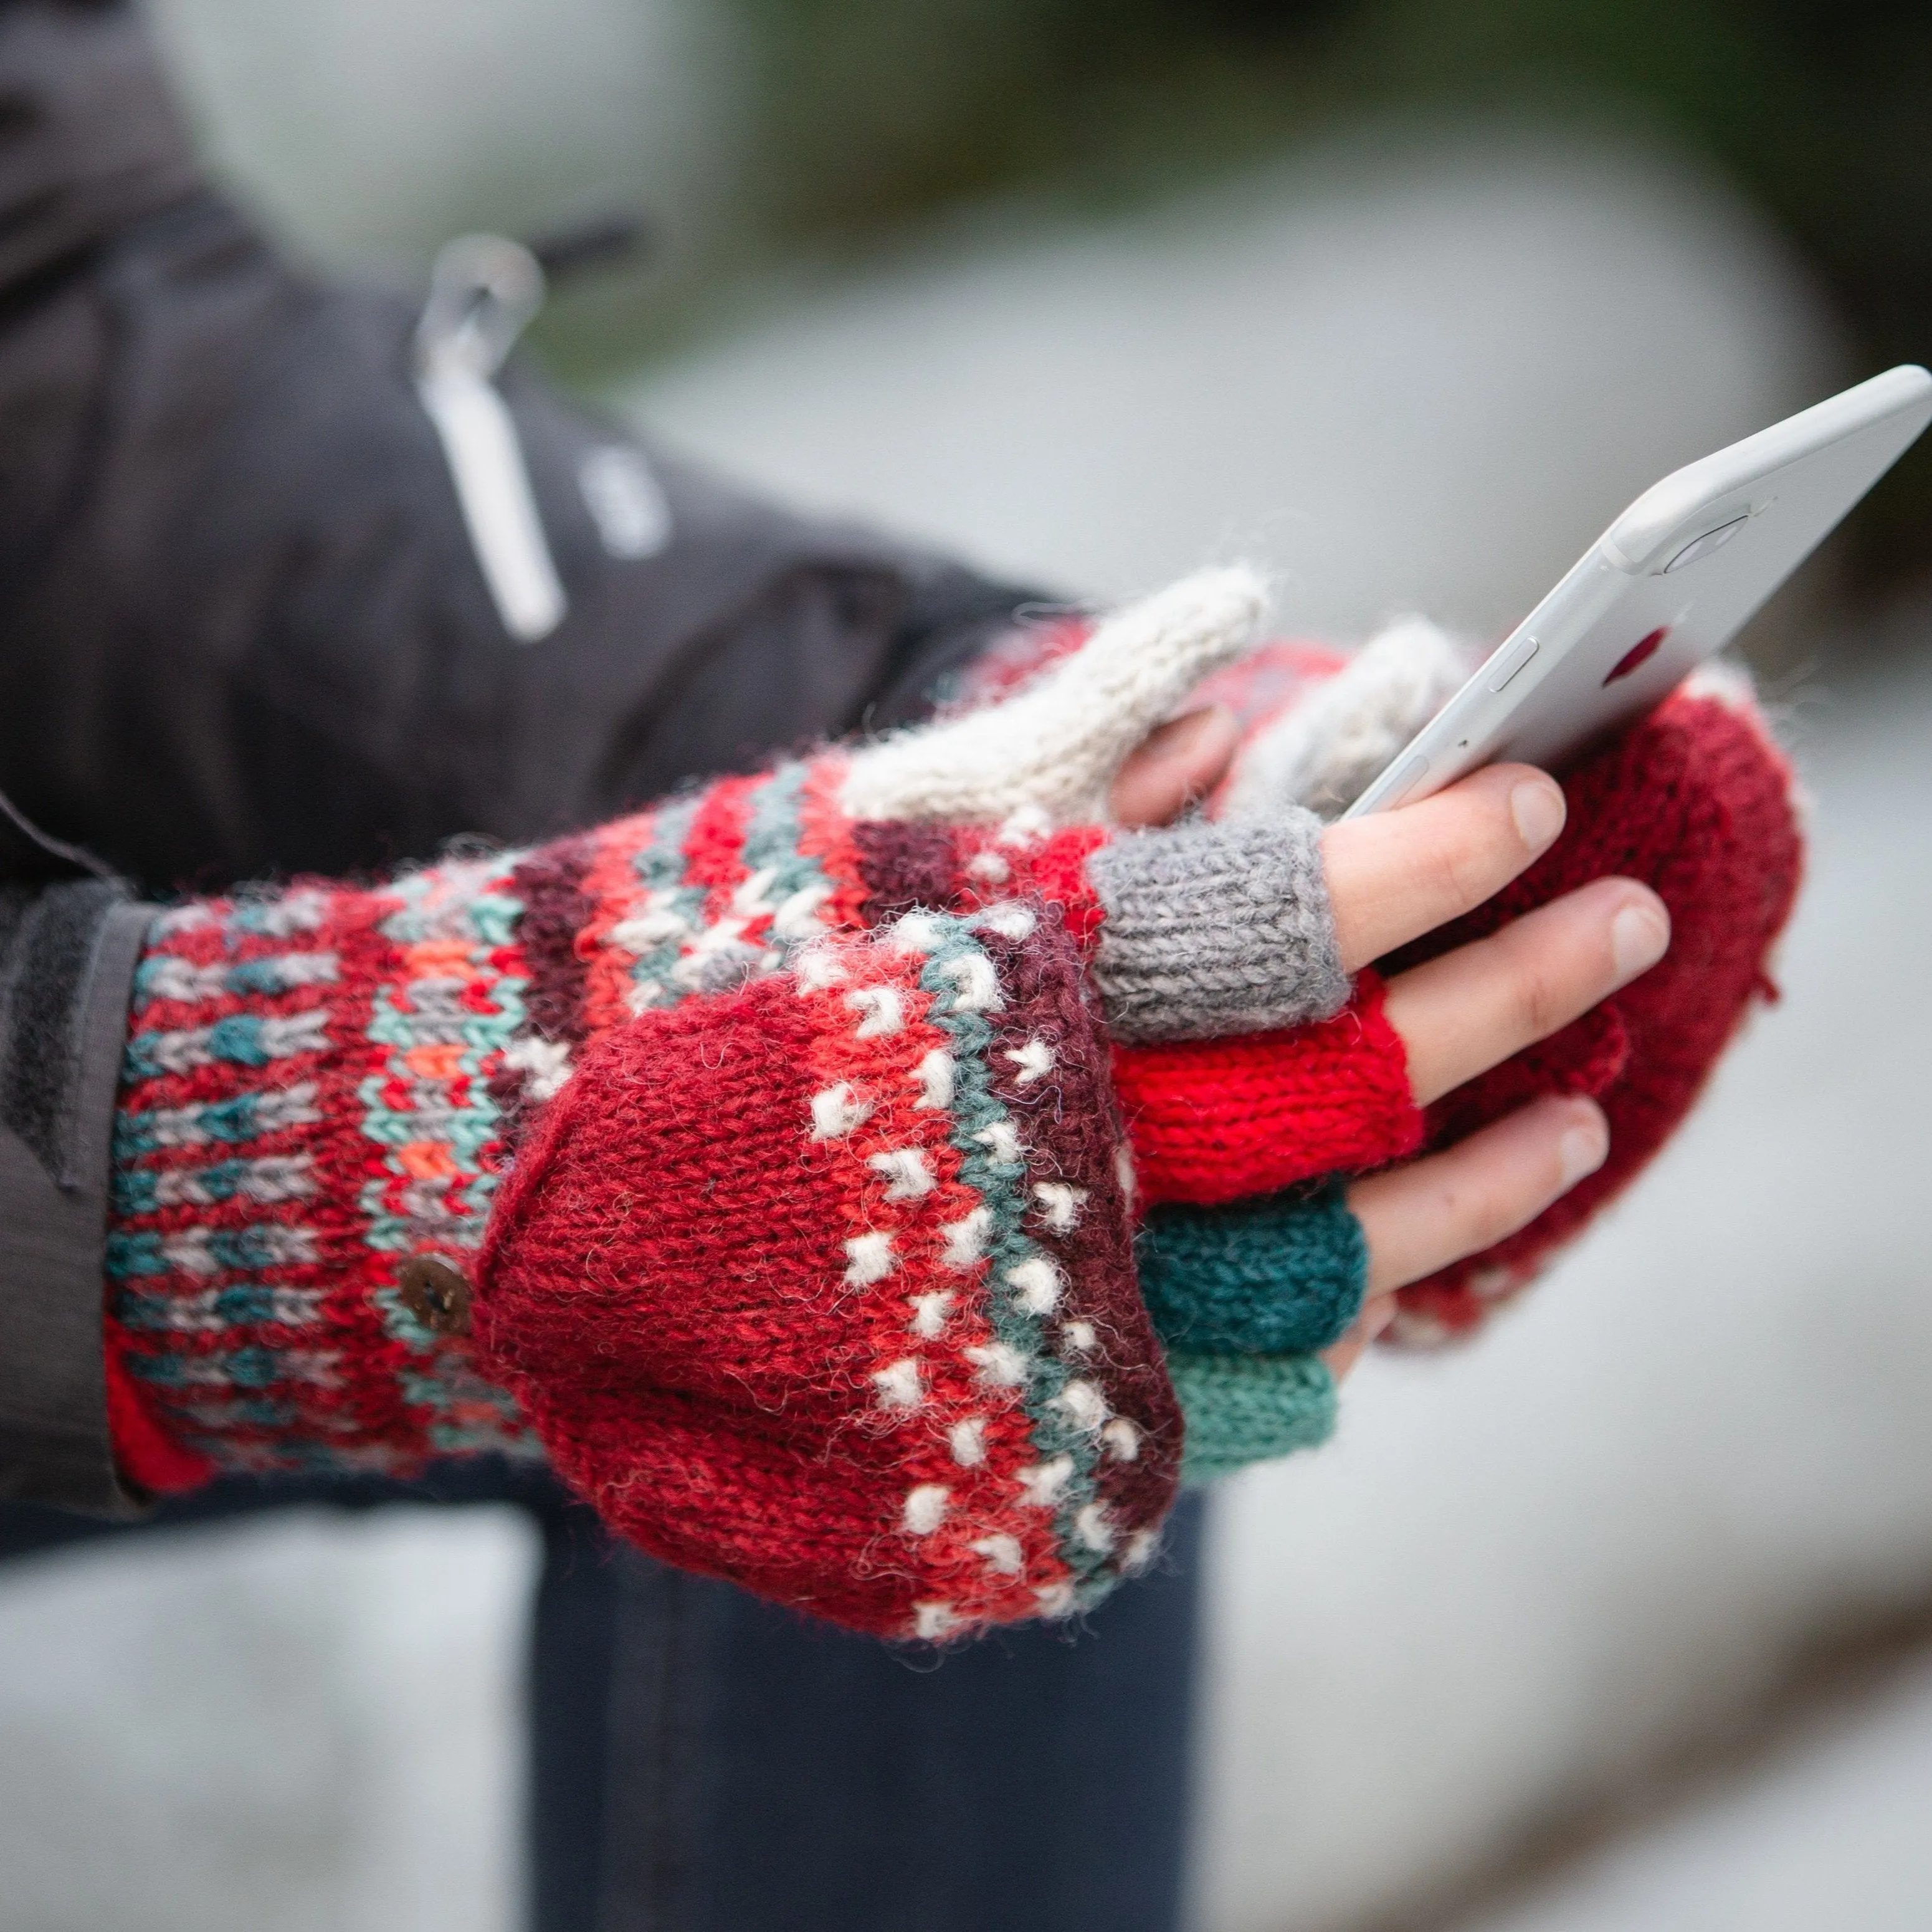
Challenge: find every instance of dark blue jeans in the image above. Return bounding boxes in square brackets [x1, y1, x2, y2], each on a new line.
[1, 1467, 1206, 1932]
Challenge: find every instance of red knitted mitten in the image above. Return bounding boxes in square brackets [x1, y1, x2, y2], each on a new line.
[1384, 671, 1803, 1338]
[478, 910, 1179, 1635]
[99, 570, 1413, 1632]
[107, 887, 1187, 1634]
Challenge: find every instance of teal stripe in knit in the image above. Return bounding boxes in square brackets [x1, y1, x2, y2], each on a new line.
[379, 860, 526, 948]
[131, 951, 341, 1007]
[638, 794, 700, 892]
[741, 761, 847, 953]
[623, 794, 709, 1004]
[105, 1227, 311, 1279]
[179, 1397, 297, 1430]
[396, 1366, 540, 1458]
[123, 1011, 325, 1080]
[113, 1083, 321, 1159]
[917, 922, 1111, 1603]
[126, 1346, 307, 1391]
[112, 1155, 306, 1214]
[1168, 1351, 1336, 1485]
[425, 1416, 543, 1458]
[113, 1283, 324, 1330]
[1137, 1179, 1366, 1357]
[739, 761, 821, 898]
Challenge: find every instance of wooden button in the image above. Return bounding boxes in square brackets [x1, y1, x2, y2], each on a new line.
[397, 1254, 473, 1336]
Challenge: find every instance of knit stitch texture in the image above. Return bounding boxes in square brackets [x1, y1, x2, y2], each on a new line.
[839, 566, 1265, 827]
[478, 911, 1181, 1635]
[97, 574, 1808, 1573]
[107, 875, 1186, 1633]
[1166, 1351, 1336, 1486]
[103, 754, 1373, 1495]
[1383, 675, 1804, 1340]
[1140, 1181, 1366, 1357]
[1088, 812, 1347, 1042]
[97, 564, 1399, 1627]
[1218, 616, 1472, 821]
[1110, 970, 1419, 1207]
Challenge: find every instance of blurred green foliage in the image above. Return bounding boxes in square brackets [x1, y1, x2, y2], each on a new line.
[715, 0, 1932, 586]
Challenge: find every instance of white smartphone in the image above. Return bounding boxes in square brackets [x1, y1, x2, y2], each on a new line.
[1343, 363, 1932, 817]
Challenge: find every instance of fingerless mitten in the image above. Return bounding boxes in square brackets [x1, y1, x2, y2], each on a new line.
[102, 567, 1806, 1602]
[103, 569, 1400, 1630]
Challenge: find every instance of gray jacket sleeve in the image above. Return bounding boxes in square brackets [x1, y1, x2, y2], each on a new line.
[0, 854, 153, 1513]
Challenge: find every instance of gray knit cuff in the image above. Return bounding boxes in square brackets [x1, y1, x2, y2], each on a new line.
[1087, 811, 1348, 1044]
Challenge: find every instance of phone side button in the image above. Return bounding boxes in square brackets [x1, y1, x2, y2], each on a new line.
[1385, 754, 1430, 807]
[1486, 635, 1539, 692]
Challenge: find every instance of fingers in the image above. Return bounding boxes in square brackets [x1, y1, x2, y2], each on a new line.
[1196, 1095, 1606, 1390]
[1351, 1095, 1609, 1298]
[1385, 877, 1671, 1107]
[1321, 763, 1567, 973]
[1108, 704, 1241, 827]
[840, 566, 1264, 824]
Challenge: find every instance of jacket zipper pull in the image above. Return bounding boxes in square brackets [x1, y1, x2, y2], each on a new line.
[414, 234, 569, 644]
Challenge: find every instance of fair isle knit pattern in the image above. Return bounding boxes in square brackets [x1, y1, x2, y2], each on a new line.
[102, 567, 1414, 1606]
[109, 863, 539, 1477]
[97, 570, 1811, 1579]
[478, 910, 1180, 1637]
[508, 756, 1409, 1214]
[102, 720, 1410, 1508]
[107, 860, 1185, 1634]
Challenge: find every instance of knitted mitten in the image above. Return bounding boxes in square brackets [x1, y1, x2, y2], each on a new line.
[956, 611, 1802, 1462]
[1382, 667, 1803, 1340]
[102, 568, 1419, 1632]
[109, 888, 1183, 1633]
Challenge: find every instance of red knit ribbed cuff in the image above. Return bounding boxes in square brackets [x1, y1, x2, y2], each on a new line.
[1111, 970, 1421, 1209]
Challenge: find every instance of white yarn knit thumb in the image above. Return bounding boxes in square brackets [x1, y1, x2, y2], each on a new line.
[1217, 615, 1473, 822]
[839, 564, 1268, 827]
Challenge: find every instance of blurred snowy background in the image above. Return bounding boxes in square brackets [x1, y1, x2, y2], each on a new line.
[4, 2, 1931, 1929]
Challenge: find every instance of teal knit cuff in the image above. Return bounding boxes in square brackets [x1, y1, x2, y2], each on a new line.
[1168, 1351, 1337, 1485]
[1137, 1179, 1366, 1356]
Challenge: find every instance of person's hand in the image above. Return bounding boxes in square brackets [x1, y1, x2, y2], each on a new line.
[1106, 713, 1667, 1384]
[1317, 763, 1668, 1370]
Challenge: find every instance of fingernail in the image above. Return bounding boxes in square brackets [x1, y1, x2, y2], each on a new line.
[1361, 1295, 1397, 1344]
[1510, 777, 1565, 852]
[1557, 1110, 1610, 1189]
[1611, 899, 1670, 979]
